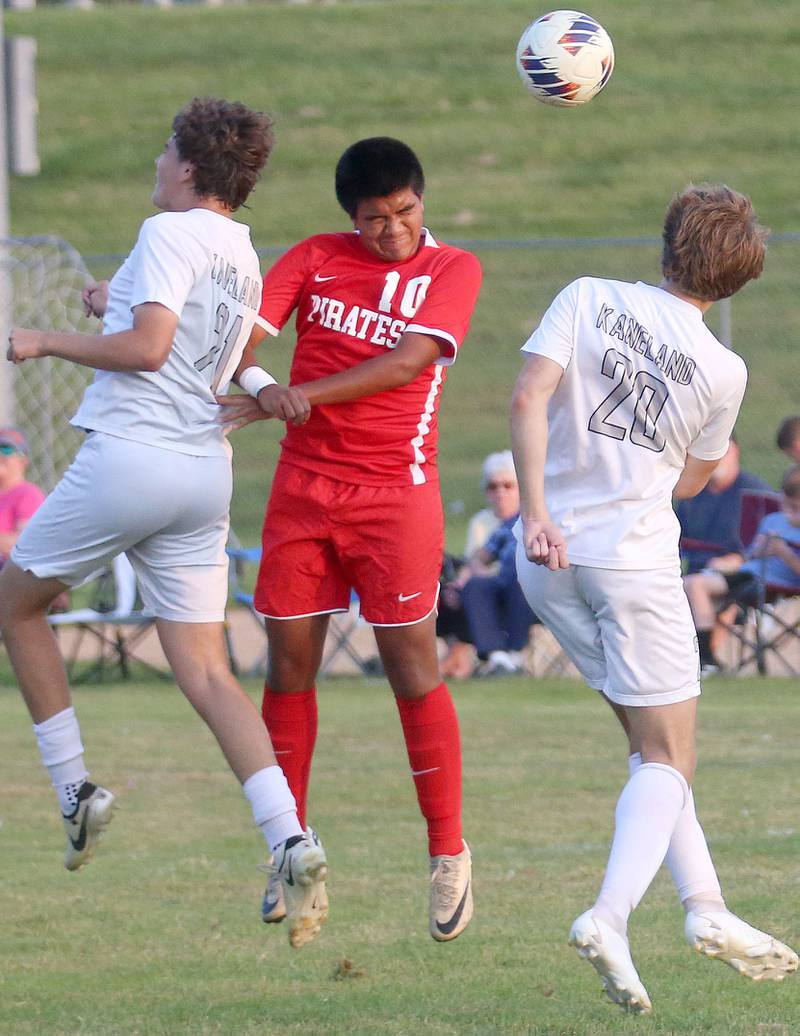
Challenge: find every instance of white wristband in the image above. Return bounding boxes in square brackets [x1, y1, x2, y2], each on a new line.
[239, 366, 277, 398]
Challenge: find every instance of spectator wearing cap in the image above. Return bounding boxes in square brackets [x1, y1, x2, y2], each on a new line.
[0, 429, 45, 565]
[437, 450, 524, 678]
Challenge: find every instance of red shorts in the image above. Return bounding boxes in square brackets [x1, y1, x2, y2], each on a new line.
[254, 462, 443, 626]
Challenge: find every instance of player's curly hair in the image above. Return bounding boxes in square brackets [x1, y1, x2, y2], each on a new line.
[335, 137, 425, 217]
[661, 184, 768, 302]
[172, 98, 274, 211]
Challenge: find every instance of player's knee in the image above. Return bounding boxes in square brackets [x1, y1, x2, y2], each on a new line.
[266, 657, 316, 694]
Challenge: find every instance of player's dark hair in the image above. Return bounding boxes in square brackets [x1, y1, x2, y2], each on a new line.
[781, 465, 800, 498]
[661, 184, 768, 302]
[776, 416, 800, 452]
[335, 137, 425, 217]
[172, 97, 274, 211]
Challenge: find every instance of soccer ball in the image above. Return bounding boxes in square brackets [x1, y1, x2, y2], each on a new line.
[516, 10, 614, 108]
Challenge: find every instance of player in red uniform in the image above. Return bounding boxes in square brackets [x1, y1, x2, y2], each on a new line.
[219, 137, 482, 941]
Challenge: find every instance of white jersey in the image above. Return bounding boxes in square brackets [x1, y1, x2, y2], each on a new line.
[72, 208, 262, 457]
[520, 277, 747, 570]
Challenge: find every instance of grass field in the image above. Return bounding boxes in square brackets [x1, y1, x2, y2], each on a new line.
[6, 0, 800, 546]
[1, 674, 798, 1035]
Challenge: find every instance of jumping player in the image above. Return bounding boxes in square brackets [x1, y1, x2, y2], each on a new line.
[510, 184, 798, 1012]
[1, 98, 327, 950]
[218, 137, 482, 941]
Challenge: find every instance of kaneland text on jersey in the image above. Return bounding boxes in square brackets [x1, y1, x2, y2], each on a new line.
[210, 253, 262, 311]
[595, 302, 697, 386]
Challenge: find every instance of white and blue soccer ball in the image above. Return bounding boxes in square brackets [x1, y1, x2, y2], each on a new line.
[516, 10, 614, 108]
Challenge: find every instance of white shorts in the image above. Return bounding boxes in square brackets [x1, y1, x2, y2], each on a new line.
[12, 432, 232, 623]
[515, 542, 701, 707]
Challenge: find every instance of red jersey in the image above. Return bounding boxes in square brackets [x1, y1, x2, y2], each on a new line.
[259, 229, 482, 486]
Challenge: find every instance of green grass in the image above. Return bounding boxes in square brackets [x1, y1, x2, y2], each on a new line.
[5, 0, 800, 547]
[1, 675, 798, 1034]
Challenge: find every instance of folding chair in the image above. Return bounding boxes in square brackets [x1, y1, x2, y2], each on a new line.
[318, 592, 379, 677]
[719, 490, 800, 676]
[48, 553, 161, 682]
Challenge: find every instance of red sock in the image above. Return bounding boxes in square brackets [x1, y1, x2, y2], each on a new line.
[261, 686, 317, 828]
[395, 681, 463, 857]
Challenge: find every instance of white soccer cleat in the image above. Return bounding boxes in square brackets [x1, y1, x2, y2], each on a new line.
[260, 856, 287, 924]
[430, 842, 473, 942]
[273, 827, 328, 949]
[62, 782, 116, 872]
[685, 909, 799, 981]
[569, 910, 652, 1015]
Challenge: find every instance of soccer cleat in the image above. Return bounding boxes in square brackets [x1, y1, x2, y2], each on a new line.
[273, 827, 328, 949]
[685, 909, 799, 981]
[260, 856, 287, 924]
[569, 910, 653, 1015]
[62, 782, 116, 872]
[430, 842, 473, 942]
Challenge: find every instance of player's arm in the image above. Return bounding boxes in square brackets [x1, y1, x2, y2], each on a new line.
[510, 353, 569, 570]
[8, 302, 177, 372]
[672, 455, 721, 500]
[297, 331, 443, 405]
[216, 323, 310, 429]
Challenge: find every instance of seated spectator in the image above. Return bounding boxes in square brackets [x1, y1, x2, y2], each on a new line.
[461, 512, 538, 677]
[438, 450, 520, 678]
[684, 465, 800, 673]
[675, 435, 771, 574]
[776, 415, 800, 465]
[0, 428, 45, 566]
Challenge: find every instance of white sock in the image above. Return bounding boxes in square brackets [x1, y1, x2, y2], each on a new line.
[628, 753, 724, 912]
[32, 707, 89, 814]
[594, 762, 688, 934]
[243, 765, 303, 852]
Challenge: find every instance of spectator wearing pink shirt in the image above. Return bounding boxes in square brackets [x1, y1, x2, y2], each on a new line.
[0, 428, 45, 565]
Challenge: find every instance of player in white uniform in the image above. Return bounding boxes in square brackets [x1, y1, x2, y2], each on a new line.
[511, 185, 798, 1012]
[1, 98, 326, 949]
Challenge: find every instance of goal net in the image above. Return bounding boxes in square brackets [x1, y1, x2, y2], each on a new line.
[2, 235, 98, 491]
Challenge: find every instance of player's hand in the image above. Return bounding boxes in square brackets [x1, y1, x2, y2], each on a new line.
[522, 518, 569, 570]
[7, 327, 47, 364]
[82, 280, 109, 319]
[215, 392, 273, 433]
[257, 384, 311, 426]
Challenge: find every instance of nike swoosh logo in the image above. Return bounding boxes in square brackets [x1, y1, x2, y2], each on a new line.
[314, 274, 337, 282]
[411, 766, 440, 777]
[398, 591, 422, 602]
[68, 809, 89, 852]
[436, 880, 471, 936]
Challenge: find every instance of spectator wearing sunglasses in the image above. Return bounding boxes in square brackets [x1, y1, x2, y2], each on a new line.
[0, 428, 45, 566]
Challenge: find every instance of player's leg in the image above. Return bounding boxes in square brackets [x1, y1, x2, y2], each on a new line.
[257, 616, 330, 929]
[589, 565, 797, 986]
[253, 464, 349, 834]
[134, 451, 329, 947]
[0, 561, 116, 871]
[0, 436, 145, 870]
[155, 618, 327, 948]
[344, 480, 471, 942]
[515, 552, 652, 1011]
[374, 614, 472, 942]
